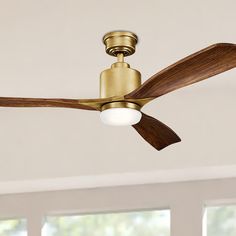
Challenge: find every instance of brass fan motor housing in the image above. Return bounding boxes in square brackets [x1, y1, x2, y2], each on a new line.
[100, 62, 141, 98]
[103, 31, 138, 57]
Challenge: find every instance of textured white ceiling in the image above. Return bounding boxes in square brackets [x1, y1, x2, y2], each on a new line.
[0, 0, 235, 189]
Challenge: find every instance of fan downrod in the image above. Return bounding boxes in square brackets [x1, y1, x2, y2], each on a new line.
[103, 31, 138, 57]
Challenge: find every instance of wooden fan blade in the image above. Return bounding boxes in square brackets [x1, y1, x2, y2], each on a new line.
[0, 97, 110, 111]
[133, 113, 181, 150]
[126, 43, 236, 99]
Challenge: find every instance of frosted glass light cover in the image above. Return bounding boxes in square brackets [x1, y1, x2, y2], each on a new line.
[100, 108, 142, 126]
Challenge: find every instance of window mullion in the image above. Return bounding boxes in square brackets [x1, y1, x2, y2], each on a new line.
[27, 213, 42, 236]
[171, 201, 203, 236]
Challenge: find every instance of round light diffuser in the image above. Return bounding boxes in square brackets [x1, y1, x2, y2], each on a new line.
[100, 107, 142, 126]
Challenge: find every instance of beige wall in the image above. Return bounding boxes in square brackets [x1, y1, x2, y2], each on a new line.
[0, 178, 236, 236]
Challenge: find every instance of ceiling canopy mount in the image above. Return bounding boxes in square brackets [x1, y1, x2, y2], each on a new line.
[103, 31, 138, 57]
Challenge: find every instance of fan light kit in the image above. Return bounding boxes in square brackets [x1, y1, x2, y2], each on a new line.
[100, 107, 142, 126]
[0, 31, 236, 150]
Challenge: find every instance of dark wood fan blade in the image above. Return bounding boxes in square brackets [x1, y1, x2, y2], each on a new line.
[126, 43, 236, 99]
[133, 113, 181, 150]
[0, 97, 97, 110]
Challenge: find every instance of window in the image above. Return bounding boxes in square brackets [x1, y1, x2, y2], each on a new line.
[42, 210, 170, 236]
[0, 219, 27, 236]
[205, 205, 236, 236]
[0, 178, 235, 236]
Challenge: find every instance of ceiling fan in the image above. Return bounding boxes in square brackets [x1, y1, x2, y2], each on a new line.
[1, 31, 236, 150]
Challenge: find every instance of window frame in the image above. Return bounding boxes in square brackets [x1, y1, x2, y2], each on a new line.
[0, 178, 236, 236]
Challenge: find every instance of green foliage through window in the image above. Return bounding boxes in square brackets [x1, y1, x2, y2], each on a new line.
[0, 219, 27, 236]
[43, 210, 170, 236]
[206, 205, 236, 236]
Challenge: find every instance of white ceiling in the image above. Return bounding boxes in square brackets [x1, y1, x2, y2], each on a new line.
[0, 0, 236, 193]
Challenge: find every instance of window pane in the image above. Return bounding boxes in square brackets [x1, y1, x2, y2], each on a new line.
[43, 210, 170, 236]
[206, 205, 236, 236]
[0, 219, 27, 236]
